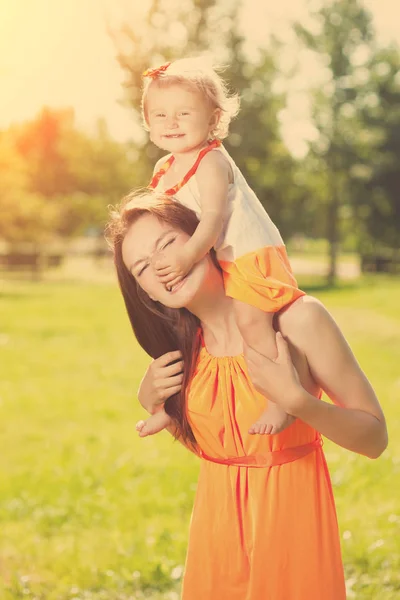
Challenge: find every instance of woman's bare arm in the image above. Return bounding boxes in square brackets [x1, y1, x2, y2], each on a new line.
[137, 351, 183, 414]
[245, 297, 388, 459]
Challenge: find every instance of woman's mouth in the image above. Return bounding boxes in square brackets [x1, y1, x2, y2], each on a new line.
[166, 277, 187, 293]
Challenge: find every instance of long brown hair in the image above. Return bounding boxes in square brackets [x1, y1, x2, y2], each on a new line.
[106, 190, 207, 449]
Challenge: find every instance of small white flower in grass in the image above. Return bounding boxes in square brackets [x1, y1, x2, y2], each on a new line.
[343, 530, 352, 540]
[146, 535, 155, 545]
[70, 587, 80, 594]
[388, 513, 399, 523]
[345, 577, 357, 598]
[132, 570, 141, 579]
[369, 539, 384, 551]
[106, 570, 114, 577]
[171, 565, 184, 580]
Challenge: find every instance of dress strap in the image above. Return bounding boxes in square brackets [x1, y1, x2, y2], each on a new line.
[148, 154, 175, 190]
[197, 327, 205, 348]
[148, 139, 222, 195]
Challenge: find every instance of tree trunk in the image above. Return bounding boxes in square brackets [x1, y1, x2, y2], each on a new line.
[327, 163, 340, 287]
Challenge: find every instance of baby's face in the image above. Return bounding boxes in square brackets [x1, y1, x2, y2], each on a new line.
[146, 83, 218, 155]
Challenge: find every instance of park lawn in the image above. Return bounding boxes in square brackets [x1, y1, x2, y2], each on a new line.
[0, 275, 399, 599]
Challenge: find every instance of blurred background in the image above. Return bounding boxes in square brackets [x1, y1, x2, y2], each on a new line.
[0, 0, 399, 599]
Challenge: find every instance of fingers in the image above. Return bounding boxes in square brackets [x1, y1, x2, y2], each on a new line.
[151, 371, 183, 403]
[276, 331, 287, 349]
[157, 374, 184, 399]
[163, 361, 184, 377]
[161, 372, 184, 389]
[156, 268, 174, 278]
[158, 351, 182, 366]
[167, 276, 185, 290]
[164, 384, 182, 398]
[275, 332, 292, 364]
[159, 271, 182, 285]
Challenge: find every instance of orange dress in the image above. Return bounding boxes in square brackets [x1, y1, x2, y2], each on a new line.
[181, 338, 346, 600]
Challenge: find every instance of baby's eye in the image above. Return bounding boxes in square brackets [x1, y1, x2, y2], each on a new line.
[156, 113, 166, 118]
[179, 111, 190, 116]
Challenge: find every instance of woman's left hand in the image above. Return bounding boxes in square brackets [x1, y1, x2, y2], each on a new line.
[244, 332, 305, 416]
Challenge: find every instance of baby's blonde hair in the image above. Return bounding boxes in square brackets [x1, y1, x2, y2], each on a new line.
[141, 57, 240, 139]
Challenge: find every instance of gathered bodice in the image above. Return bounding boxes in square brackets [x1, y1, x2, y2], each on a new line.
[187, 344, 321, 463]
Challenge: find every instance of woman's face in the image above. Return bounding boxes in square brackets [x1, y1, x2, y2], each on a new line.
[122, 212, 212, 309]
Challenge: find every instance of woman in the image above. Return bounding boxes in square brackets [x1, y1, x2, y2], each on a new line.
[107, 191, 387, 600]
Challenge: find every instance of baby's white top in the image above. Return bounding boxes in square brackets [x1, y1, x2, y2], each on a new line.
[154, 145, 284, 262]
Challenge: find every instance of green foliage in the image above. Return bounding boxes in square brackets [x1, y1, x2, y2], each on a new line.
[1, 0, 399, 272]
[0, 273, 399, 598]
[355, 46, 400, 251]
[295, 0, 400, 280]
[295, 0, 376, 283]
[0, 111, 138, 244]
[0, 133, 55, 243]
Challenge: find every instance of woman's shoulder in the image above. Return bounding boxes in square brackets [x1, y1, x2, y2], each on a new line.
[277, 296, 333, 341]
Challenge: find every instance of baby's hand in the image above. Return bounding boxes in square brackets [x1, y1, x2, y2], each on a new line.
[154, 247, 195, 287]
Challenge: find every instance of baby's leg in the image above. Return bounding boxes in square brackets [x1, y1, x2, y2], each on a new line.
[135, 409, 172, 438]
[233, 300, 295, 435]
[233, 300, 278, 359]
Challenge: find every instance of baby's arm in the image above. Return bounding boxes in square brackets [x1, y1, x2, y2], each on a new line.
[154, 152, 231, 287]
[183, 151, 231, 264]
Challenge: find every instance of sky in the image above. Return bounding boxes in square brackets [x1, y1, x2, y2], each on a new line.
[0, 0, 399, 157]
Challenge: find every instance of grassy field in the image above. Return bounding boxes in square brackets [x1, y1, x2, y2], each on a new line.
[0, 272, 399, 599]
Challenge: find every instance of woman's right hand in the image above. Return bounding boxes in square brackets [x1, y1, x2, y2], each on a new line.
[137, 351, 183, 415]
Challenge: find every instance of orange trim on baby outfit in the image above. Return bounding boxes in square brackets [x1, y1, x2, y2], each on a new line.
[219, 245, 305, 313]
[148, 139, 221, 195]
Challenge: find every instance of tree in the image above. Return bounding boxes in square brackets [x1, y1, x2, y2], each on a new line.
[0, 132, 56, 244]
[1, 110, 138, 242]
[355, 45, 400, 253]
[295, 0, 375, 284]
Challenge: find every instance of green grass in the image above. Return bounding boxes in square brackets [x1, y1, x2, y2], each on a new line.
[0, 274, 399, 599]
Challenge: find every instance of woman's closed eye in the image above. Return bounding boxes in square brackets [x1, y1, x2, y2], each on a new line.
[161, 237, 176, 250]
[137, 263, 149, 276]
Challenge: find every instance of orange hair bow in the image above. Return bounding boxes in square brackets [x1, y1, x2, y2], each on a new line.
[142, 62, 171, 79]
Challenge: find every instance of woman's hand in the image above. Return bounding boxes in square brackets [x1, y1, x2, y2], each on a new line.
[138, 351, 183, 415]
[244, 333, 305, 416]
